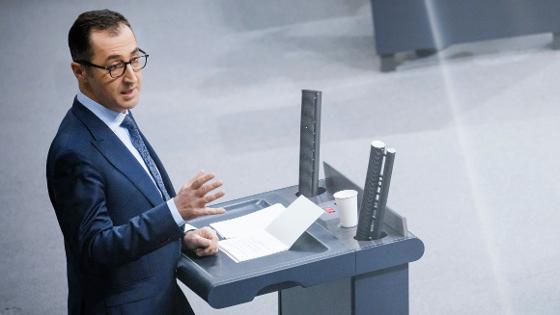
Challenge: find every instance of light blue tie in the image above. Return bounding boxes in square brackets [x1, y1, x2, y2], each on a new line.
[121, 114, 170, 201]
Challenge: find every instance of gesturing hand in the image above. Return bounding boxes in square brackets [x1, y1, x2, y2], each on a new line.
[183, 227, 219, 257]
[173, 170, 225, 221]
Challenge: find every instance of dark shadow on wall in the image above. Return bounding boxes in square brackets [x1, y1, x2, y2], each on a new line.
[215, 0, 370, 31]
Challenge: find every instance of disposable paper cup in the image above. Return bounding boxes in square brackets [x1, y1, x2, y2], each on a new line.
[333, 190, 358, 228]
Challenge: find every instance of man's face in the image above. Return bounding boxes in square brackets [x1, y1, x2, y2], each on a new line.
[80, 24, 142, 112]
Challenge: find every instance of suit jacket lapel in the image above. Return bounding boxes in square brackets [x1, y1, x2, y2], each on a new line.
[71, 99, 164, 207]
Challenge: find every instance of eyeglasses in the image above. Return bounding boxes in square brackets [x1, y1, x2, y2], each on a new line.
[75, 48, 149, 78]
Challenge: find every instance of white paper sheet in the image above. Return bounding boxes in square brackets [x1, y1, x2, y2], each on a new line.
[217, 195, 325, 262]
[210, 203, 285, 239]
[219, 230, 288, 263]
[264, 195, 325, 247]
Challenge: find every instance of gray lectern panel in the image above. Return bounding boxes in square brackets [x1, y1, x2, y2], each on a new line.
[354, 236, 424, 275]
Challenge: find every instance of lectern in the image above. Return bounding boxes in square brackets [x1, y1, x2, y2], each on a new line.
[177, 91, 425, 314]
[177, 163, 424, 314]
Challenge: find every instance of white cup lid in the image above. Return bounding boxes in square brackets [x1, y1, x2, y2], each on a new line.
[333, 190, 358, 199]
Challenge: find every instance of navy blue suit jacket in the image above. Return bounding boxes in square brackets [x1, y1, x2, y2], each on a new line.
[46, 99, 194, 315]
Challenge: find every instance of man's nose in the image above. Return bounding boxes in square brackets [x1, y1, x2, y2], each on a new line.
[123, 64, 138, 83]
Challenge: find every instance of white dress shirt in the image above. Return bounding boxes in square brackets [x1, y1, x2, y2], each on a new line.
[77, 92, 189, 229]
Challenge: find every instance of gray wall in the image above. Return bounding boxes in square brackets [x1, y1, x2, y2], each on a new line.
[1, 1, 560, 314]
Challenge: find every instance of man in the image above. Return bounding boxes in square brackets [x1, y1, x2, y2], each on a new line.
[46, 9, 225, 314]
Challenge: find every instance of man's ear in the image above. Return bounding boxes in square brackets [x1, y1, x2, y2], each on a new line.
[71, 62, 87, 82]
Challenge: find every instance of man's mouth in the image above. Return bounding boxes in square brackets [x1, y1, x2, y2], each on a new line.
[121, 88, 136, 96]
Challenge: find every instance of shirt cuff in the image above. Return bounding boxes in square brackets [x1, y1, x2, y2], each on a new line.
[167, 199, 197, 233]
[167, 199, 185, 226]
[183, 223, 197, 233]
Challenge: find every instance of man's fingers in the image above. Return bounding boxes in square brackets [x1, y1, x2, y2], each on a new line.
[177, 172, 224, 221]
[192, 234, 212, 248]
[201, 227, 218, 241]
[184, 170, 205, 188]
[196, 180, 223, 197]
[204, 191, 225, 203]
[202, 207, 225, 216]
[187, 207, 224, 220]
[196, 247, 215, 256]
[190, 207, 225, 219]
[195, 239, 219, 256]
[193, 231, 219, 256]
[197, 227, 218, 243]
[196, 245, 218, 257]
[191, 173, 215, 189]
[186, 227, 220, 257]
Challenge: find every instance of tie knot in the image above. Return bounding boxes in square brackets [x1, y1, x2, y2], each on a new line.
[120, 114, 137, 132]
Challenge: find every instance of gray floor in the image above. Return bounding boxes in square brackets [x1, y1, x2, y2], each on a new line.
[1, 1, 560, 314]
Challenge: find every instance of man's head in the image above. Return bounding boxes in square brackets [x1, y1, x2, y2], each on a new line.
[69, 10, 145, 112]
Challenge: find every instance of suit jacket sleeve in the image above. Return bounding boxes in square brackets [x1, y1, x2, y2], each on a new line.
[51, 150, 184, 272]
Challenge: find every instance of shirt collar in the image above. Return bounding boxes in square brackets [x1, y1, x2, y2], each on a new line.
[76, 91, 128, 130]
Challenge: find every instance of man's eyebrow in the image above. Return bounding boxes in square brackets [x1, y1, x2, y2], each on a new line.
[104, 48, 140, 62]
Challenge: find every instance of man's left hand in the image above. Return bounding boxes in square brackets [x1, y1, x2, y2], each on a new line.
[183, 227, 219, 257]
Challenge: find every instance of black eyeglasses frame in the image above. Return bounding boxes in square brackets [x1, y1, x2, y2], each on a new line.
[75, 48, 149, 78]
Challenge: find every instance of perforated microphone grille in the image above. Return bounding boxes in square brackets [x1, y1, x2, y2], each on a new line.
[298, 90, 322, 197]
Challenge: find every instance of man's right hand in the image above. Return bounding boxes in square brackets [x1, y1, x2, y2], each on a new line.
[173, 170, 225, 221]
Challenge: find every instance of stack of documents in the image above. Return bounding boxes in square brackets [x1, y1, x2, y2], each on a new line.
[212, 195, 324, 263]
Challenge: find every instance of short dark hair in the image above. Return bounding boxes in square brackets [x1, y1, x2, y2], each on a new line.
[68, 9, 132, 62]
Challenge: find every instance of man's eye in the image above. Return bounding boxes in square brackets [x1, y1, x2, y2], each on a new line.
[130, 57, 141, 64]
[108, 63, 124, 71]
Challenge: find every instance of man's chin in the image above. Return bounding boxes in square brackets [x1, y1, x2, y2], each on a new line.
[119, 96, 140, 110]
